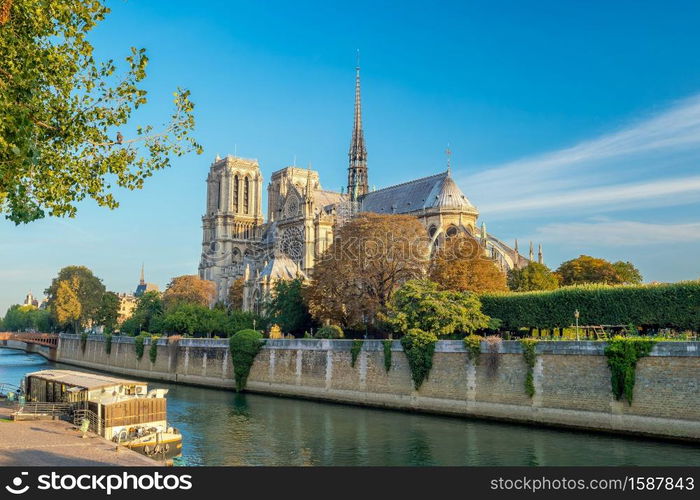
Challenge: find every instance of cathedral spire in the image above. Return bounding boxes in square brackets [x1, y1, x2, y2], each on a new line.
[139, 263, 145, 286]
[529, 241, 534, 261]
[348, 51, 368, 202]
[538, 243, 543, 264]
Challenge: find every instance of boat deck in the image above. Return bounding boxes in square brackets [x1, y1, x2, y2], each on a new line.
[0, 404, 159, 466]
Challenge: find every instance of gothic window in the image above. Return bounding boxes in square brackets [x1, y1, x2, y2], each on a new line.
[428, 225, 437, 238]
[446, 225, 458, 238]
[284, 195, 300, 219]
[244, 177, 250, 214]
[233, 175, 239, 212]
[218, 177, 224, 211]
[280, 225, 304, 261]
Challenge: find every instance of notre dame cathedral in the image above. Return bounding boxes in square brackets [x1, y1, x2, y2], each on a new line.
[198, 65, 541, 312]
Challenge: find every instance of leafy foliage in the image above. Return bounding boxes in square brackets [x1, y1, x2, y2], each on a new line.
[268, 324, 283, 339]
[104, 332, 112, 355]
[612, 261, 643, 285]
[1, 304, 52, 332]
[134, 332, 150, 360]
[149, 336, 159, 364]
[400, 328, 438, 390]
[227, 278, 244, 310]
[0, 0, 201, 223]
[120, 290, 163, 335]
[96, 291, 120, 334]
[229, 329, 265, 391]
[382, 339, 392, 372]
[80, 331, 88, 353]
[383, 279, 490, 337]
[520, 339, 538, 397]
[350, 339, 363, 367]
[604, 337, 656, 404]
[46, 266, 104, 331]
[314, 325, 344, 339]
[163, 275, 216, 310]
[507, 262, 559, 292]
[480, 282, 700, 331]
[430, 235, 507, 293]
[55, 277, 83, 334]
[556, 255, 642, 286]
[306, 213, 430, 327]
[266, 278, 315, 336]
[463, 334, 483, 365]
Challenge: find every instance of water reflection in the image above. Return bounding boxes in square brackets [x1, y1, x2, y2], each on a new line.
[2, 348, 699, 466]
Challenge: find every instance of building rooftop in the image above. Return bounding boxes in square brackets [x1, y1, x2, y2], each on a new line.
[358, 171, 477, 215]
[26, 370, 146, 391]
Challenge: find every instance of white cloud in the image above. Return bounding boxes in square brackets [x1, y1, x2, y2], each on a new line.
[523, 219, 700, 246]
[457, 93, 700, 218]
[480, 175, 700, 215]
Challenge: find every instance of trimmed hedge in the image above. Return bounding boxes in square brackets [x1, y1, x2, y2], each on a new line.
[481, 282, 700, 331]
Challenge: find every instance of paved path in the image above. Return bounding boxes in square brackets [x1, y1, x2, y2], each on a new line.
[0, 405, 158, 466]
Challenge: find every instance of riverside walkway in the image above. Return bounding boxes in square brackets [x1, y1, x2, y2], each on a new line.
[0, 405, 157, 466]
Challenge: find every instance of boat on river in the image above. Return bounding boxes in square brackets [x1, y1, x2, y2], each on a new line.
[20, 369, 182, 461]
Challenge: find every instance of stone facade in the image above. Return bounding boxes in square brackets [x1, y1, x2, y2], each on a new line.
[198, 66, 541, 310]
[55, 335, 700, 442]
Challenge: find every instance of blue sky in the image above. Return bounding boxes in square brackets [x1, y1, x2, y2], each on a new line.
[3, 0, 700, 314]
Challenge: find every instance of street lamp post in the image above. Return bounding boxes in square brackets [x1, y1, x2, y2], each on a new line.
[574, 309, 580, 341]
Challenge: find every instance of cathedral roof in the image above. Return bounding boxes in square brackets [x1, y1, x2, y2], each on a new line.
[259, 254, 307, 281]
[358, 171, 477, 215]
[313, 189, 346, 210]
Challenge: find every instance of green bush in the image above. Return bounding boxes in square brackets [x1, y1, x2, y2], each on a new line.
[604, 337, 656, 404]
[520, 338, 538, 397]
[382, 340, 392, 372]
[104, 333, 112, 355]
[314, 325, 344, 339]
[463, 335, 483, 365]
[350, 339, 363, 367]
[400, 329, 438, 390]
[80, 332, 88, 353]
[229, 329, 265, 391]
[149, 336, 160, 364]
[481, 281, 700, 331]
[134, 332, 150, 360]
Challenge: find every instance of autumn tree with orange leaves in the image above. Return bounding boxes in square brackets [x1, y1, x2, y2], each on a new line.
[305, 213, 430, 328]
[429, 234, 508, 293]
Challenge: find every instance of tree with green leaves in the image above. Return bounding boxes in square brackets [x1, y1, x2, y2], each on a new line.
[612, 261, 643, 285]
[0, 0, 201, 224]
[46, 265, 105, 330]
[266, 278, 315, 336]
[119, 290, 163, 335]
[382, 279, 490, 337]
[556, 255, 642, 286]
[96, 291, 120, 334]
[54, 277, 82, 333]
[507, 262, 559, 292]
[2, 304, 51, 331]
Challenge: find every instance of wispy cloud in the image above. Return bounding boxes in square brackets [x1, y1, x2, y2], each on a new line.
[523, 219, 700, 246]
[481, 175, 700, 215]
[458, 93, 700, 218]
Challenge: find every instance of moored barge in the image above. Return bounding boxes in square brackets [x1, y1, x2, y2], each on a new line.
[22, 369, 182, 461]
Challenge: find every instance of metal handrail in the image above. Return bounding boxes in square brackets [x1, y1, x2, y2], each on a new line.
[72, 408, 101, 434]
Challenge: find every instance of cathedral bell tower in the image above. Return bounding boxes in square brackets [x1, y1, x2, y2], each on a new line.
[348, 58, 368, 201]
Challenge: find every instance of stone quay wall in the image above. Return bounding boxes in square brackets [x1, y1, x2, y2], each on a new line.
[54, 334, 700, 442]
